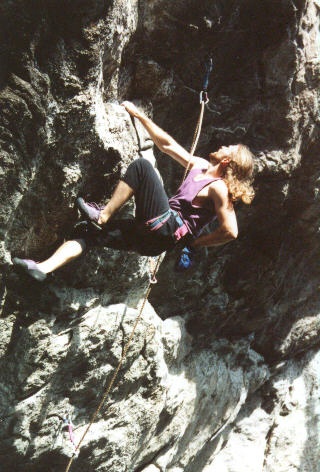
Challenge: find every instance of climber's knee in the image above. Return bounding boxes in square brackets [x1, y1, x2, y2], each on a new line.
[73, 238, 86, 252]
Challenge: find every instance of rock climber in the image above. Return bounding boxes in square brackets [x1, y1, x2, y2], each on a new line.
[12, 101, 255, 281]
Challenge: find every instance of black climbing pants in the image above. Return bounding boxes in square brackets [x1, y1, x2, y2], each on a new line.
[72, 158, 184, 256]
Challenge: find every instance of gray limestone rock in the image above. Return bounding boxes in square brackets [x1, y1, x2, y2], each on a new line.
[0, 1, 320, 471]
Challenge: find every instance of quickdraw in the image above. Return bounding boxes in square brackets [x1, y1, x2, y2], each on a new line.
[63, 416, 77, 456]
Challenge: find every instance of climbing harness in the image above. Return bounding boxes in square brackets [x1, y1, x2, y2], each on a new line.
[146, 208, 190, 244]
[63, 57, 213, 472]
[146, 209, 172, 232]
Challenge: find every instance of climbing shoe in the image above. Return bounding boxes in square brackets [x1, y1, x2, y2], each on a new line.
[174, 246, 196, 272]
[12, 257, 47, 282]
[76, 197, 103, 223]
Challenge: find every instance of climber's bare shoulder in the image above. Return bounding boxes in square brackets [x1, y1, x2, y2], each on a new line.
[189, 156, 210, 169]
[208, 179, 235, 215]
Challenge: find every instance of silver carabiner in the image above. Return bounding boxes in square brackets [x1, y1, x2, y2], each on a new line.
[200, 91, 209, 104]
[149, 274, 158, 284]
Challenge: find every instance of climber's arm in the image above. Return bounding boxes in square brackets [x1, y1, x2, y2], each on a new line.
[191, 181, 238, 248]
[122, 101, 197, 168]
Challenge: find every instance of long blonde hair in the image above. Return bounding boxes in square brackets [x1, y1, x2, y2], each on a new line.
[224, 144, 255, 204]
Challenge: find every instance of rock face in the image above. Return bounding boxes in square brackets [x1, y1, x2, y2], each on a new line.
[0, 1, 319, 471]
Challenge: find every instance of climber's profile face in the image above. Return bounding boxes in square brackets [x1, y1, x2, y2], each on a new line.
[209, 145, 239, 163]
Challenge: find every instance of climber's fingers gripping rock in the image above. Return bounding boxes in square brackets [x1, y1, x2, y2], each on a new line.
[121, 101, 142, 119]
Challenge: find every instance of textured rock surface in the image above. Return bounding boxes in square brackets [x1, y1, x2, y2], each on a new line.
[0, 1, 319, 471]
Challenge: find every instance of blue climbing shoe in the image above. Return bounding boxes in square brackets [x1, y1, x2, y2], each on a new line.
[12, 257, 47, 282]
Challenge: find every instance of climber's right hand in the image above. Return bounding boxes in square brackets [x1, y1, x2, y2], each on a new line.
[121, 101, 143, 119]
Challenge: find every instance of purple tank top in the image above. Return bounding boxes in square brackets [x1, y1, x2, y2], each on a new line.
[169, 167, 221, 237]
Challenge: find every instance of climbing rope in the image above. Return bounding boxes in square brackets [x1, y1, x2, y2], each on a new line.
[63, 57, 213, 472]
[64, 256, 162, 472]
[189, 100, 205, 157]
[183, 56, 213, 179]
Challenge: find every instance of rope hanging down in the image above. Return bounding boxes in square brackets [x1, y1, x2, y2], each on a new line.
[64, 56, 213, 472]
[64, 257, 162, 472]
